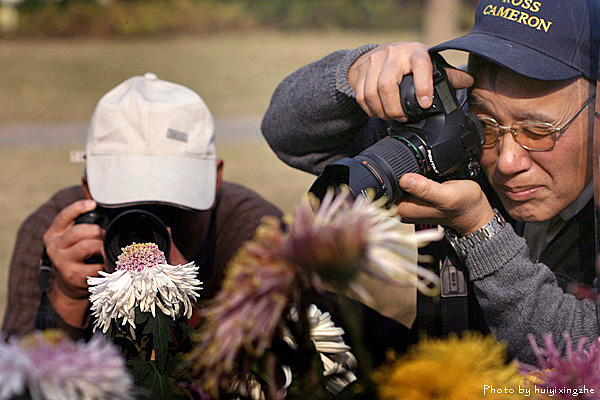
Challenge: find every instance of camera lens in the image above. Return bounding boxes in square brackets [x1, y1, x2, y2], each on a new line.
[309, 136, 423, 204]
[103, 209, 171, 271]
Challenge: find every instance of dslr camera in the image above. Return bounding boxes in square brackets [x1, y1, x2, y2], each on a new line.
[75, 205, 172, 271]
[309, 56, 485, 204]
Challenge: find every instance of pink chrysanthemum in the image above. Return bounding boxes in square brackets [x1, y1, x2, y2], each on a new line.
[0, 330, 134, 400]
[87, 242, 202, 334]
[521, 333, 600, 400]
[115, 242, 167, 271]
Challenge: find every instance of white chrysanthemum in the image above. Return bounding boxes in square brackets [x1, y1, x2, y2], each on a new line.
[284, 304, 357, 395]
[87, 242, 202, 334]
[0, 330, 134, 400]
[307, 304, 358, 394]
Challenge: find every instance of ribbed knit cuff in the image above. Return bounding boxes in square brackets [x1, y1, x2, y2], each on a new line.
[465, 223, 528, 281]
[335, 43, 380, 98]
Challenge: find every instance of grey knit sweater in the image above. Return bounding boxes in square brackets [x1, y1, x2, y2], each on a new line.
[261, 45, 600, 363]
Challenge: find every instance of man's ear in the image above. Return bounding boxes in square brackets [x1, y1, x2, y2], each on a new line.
[216, 159, 224, 193]
[81, 175, 93, 200]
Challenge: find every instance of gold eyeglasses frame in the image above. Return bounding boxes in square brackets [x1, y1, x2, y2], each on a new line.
[478, 96, 595, 151]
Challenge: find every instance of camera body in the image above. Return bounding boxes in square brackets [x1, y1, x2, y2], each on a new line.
[309, 57, 485, 205]
[75, 205, 172, 271]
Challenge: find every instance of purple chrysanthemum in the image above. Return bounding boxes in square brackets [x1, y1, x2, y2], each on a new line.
[0, 330, 134, 400]
[284, 189, 441, 298]
[188, 191, 442, 394]
[521, 333, 600, 400]
[187, 216, 298, 391]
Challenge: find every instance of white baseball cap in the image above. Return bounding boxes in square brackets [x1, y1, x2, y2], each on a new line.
[85, 72, 217, 211]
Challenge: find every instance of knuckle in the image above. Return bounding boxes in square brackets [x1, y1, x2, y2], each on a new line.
[65, 270, 84, 287]
[362, 80, 376, 95]
[365, 52, 379, 67]
[418, 182, 432, 198]
[377, 75, 395, 91]
[42, 231, 52, 247]
[78, 240, 94, 255]
[407, 41, 428, 52]
[363, 87, 378, 101]
[80, 239, 101, 256]
[355, 91, 366, 106]
[445, 197, 460, 211]
[386, 107, 404, 120]
[61, 227, 78, 244]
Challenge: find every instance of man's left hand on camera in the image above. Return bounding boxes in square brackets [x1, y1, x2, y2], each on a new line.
[348, 41, 475, 122]
[397, 173, 495, 235]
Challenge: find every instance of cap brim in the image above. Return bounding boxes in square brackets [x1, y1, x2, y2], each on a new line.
[430, 33, 581, 81]
[86, 154, 217, 211]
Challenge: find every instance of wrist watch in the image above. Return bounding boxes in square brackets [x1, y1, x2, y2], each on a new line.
[445, 209, 506, 260]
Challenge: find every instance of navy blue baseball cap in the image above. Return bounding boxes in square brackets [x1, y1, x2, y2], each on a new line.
[430, 0, 598, 81]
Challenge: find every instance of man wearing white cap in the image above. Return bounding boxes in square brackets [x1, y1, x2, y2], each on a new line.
[2, 73, 282, 339]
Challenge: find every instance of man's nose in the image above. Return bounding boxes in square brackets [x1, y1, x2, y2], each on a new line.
[495, 131, 532, 176]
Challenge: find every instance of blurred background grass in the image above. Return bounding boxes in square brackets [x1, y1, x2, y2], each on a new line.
[0, 0, 471, 326]
[1, 31, 422, 122]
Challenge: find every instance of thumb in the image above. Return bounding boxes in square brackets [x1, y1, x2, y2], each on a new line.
[445, 68, 475, 90]
[399, 173, 440, 203]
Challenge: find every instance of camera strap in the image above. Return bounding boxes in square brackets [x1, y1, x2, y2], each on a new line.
[35, 247, 57, 330]
[440, 257, 469, 335]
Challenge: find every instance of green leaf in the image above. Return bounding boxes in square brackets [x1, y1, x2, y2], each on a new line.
[135, 308, 150, 326]
[128, 359, 178, 400]
[105, 322, 114, 339]
[178, 320, 197, 340]
[142, 309, 175, 372]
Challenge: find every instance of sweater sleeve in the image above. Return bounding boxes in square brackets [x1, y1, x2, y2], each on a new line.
[465, 223, 600, 363]
[261, 44, 389, 175]
[2, 186, 87, 339]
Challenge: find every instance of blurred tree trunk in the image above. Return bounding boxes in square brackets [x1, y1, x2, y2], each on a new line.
[423, 0, 461, 46]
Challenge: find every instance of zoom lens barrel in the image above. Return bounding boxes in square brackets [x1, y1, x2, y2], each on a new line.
[309, 136, 422, 204]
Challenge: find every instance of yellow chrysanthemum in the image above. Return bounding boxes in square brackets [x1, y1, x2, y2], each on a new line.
[372, 332, 525, 400]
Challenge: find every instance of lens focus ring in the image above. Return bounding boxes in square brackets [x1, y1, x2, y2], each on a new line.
[364, 137, 422, 180]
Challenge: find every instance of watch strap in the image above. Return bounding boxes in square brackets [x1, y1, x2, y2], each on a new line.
[446, 209, 506, 260]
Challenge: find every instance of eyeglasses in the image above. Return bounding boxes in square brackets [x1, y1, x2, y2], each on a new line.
[478, 96, 594, 151]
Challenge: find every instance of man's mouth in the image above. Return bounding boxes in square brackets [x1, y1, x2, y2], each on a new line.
[500, 185, 541, 202]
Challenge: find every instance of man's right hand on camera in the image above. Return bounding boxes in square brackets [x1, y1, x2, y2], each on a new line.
[42, 199, 105, 327]
[348, 41, 474, 122]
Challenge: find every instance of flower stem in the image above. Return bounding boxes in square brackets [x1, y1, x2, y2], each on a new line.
[335, 291, 376, 396]
[293, 289, 324, 399]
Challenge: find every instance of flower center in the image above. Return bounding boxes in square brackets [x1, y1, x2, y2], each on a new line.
[115, 242, 167, 272]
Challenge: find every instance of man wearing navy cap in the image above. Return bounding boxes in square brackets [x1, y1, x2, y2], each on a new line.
[261, 0, 599, 362]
